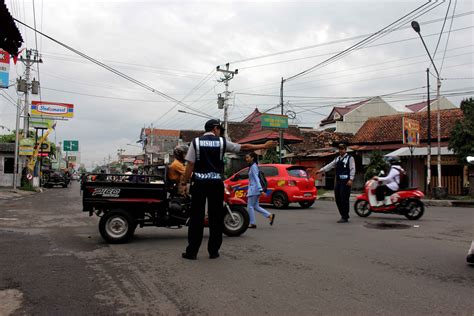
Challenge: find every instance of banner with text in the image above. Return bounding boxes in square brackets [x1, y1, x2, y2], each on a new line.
[0, 49, 10, 88]
[31, 101, 74, 118]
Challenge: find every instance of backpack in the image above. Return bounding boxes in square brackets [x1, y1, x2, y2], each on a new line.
[394, 167, 409, 189]
[258, 169, 268, 192]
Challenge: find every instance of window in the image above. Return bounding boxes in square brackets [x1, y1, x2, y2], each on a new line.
[287, 168, 308, 178]
[235, 168, 249, 180]
[260, 166, 278, 177]
[4, 157, 14, 174]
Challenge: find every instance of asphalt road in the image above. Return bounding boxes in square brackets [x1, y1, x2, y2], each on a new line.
[0, 182, 473, 315]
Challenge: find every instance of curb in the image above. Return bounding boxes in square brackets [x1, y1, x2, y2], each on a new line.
[317, 196, 474, 208]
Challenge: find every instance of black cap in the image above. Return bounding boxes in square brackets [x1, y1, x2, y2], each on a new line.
[205, 119, 224, 132]
[338, 143, 347, 149]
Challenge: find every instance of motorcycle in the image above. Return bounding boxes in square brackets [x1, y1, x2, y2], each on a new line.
[354, 178, 425, 220]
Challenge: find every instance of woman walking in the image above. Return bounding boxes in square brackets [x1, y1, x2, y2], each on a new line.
[245, 152, 275, 228]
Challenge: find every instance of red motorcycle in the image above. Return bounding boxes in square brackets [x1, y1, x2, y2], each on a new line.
[354, 179, 425, 220]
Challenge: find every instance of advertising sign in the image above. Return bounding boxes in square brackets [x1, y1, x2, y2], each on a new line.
[403, 117, 420, 146]
[30, 117, 54, 129]
[19, 146, 34, 156]
[261, 114, 289, 129]
[0, 49, 10, 88]
[63, 140, 79, 152]
[31, 101, 74, 118]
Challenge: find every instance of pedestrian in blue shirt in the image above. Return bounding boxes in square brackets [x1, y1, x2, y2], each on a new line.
[245, 152, 275, 228]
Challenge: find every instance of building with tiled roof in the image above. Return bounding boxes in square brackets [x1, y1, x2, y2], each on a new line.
[352, 108, 465, 195]
[404, 96, 456, 113]
[352, 108, 463, 145]
[317, 96, 399, 134]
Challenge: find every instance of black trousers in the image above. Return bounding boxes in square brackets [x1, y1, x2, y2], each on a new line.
[376, 184, 395, 201]
[334, 180, 351, 219]
[185, 181, 225, 256]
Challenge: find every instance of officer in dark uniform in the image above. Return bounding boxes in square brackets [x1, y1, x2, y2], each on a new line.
[316, 143, 355, 223]
[180, 119, 277, 259]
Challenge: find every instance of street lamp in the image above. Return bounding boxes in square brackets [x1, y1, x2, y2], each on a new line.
[411, 21, 446, 198]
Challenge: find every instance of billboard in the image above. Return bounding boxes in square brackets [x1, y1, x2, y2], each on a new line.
[31, 101, 74, 118]
[30, 117, 54, 129]
[0, 49, 10, 88]
[403, 117, 420, 146]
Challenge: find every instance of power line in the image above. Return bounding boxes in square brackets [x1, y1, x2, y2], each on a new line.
[12, 17, 213, 118]
[440, 0, 459, 74]
[286, 1, 440, 82]
[226, 10, 473, 66]
[433, 0, 452, 60]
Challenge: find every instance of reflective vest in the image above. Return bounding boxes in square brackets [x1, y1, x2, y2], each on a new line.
[192, 134, 226, 182]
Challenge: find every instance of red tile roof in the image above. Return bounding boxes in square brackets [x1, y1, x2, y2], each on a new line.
[237, 129, 302, 144]
[143, 128, 180, 137]
[352, 108, 463, 144]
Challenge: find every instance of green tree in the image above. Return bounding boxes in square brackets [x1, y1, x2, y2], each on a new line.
[260, 148, 279, 164]
[449, 98, 474, 164]
[364, 151, 387, 180]
[0, 132, 16, 143]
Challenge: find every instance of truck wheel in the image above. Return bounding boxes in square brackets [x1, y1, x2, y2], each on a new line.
[272, 192, 289, 209]
[223, 205, 249, 237]
[404, 199, 424, 220]
[354, 200, 371, 217]
[99, 210, 135, 243]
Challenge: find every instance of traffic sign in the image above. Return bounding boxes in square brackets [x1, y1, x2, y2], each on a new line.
[63, 140, 79, 152]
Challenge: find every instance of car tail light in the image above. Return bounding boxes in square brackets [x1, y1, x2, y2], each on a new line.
[287, 180, 297, 186]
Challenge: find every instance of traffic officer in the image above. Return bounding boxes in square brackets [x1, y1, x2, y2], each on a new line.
[180, 119, 277, 260]
[316, 143, 356, 223]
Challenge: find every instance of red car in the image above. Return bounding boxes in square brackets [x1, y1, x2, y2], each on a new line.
[224, 164, 317, 209]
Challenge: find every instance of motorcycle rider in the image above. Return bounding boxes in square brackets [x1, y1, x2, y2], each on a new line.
[373, 156, 403, 201]
[168, 145, 189, 189]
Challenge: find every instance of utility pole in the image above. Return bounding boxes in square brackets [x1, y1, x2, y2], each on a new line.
[13, 49, 42, 189]
[426, 69, 431, 191]
[216, 63, 238, 139]
[279, 77, 286, 163]
[19, 49, 42, 137]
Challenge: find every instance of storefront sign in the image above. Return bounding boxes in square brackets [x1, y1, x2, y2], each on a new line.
[261, 114, 288, 129]
[403, 117, 420, 146]
[30, 117, 54, 129]
[0, 49, 10, 88]
[31, 101, 74, 118]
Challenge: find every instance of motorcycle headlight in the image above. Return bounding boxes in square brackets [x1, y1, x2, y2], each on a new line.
[224, 185, 232, 195]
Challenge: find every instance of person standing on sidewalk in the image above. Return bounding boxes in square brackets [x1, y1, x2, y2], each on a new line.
[180, 119, 277, 260]
[316, 143, 355, 223]
[245, 152, 275, 228]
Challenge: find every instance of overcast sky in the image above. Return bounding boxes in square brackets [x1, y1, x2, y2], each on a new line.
[1, 0, 473, 169]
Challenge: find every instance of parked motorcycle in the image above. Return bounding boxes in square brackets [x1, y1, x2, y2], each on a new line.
[354, 178, 425, 220]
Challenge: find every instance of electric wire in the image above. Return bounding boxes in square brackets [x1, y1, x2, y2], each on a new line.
[226, 10, 473, 67]
[285, 1, 437, 82]
[440, 0, 458, 73]
[433, 0, 452, 60]
[12, 17, 213, 118]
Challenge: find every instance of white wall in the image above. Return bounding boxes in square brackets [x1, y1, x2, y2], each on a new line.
[336, 97, 399, 134]
[0, 154, 22, 187]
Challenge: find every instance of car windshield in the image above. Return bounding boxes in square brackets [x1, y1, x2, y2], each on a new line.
[287, 168, 308, 178]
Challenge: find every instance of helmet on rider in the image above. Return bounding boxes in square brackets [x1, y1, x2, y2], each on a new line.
[173, 145, 189, 162]
[385, 156, 401, 166]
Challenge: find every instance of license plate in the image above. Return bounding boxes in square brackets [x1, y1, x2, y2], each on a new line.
[304, 193, 312, 197]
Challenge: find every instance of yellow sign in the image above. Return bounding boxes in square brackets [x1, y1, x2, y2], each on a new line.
[19, 146, 34, 156]
[403, 117, 420, 146]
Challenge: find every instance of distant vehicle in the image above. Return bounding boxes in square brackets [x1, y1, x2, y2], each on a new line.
[71, 173, 80, 181]
[224, 164, 317, 209]
[44, 170, 69, 188]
